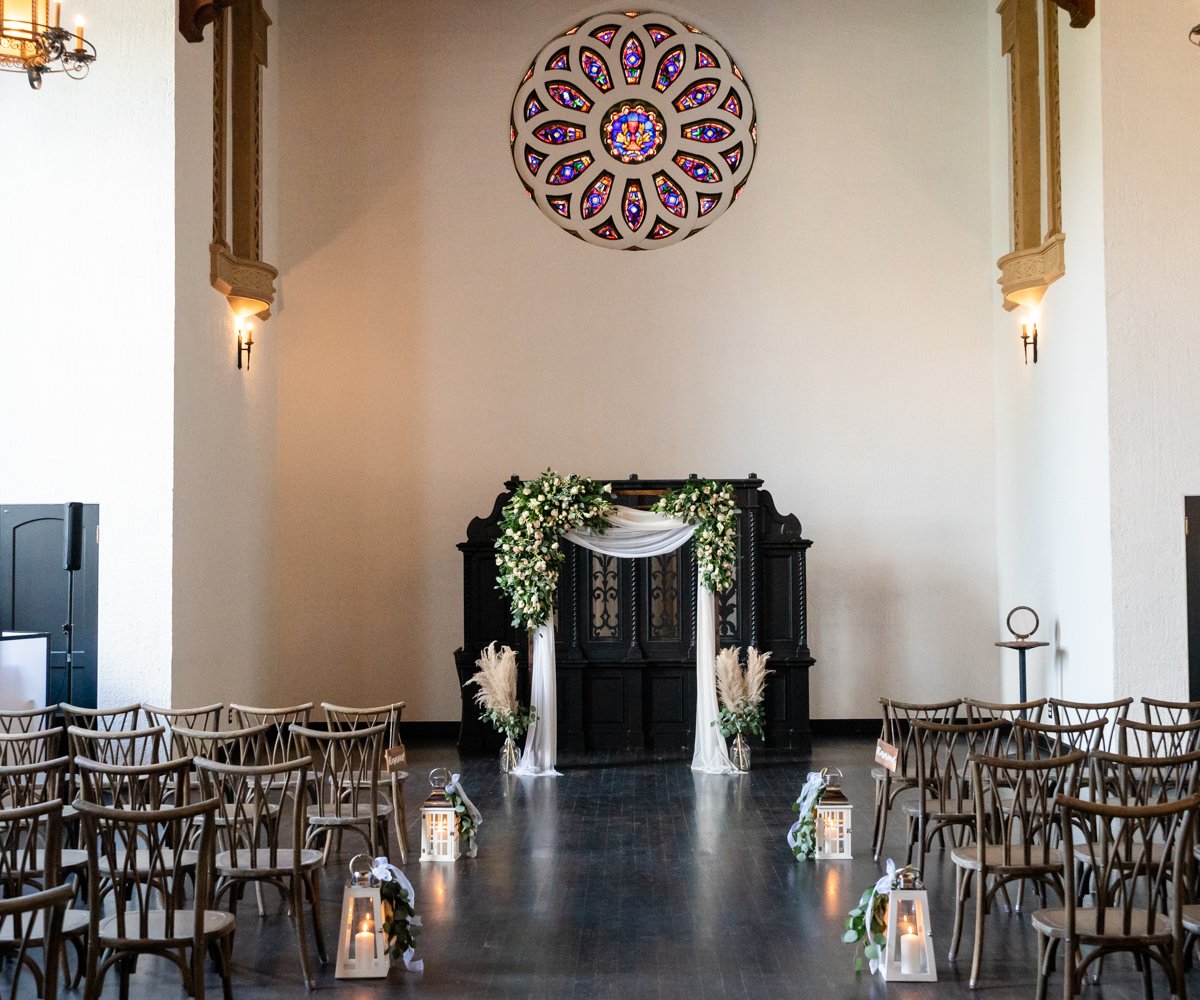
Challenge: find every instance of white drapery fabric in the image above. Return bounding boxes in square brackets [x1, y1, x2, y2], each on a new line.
[514, 507, 736, 777]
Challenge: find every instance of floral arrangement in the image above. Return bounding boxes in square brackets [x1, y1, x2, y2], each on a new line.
[464, 642, 536, 741]
[787, 769, 829, 860]
[844, 859, 901, 974]
[369, 857, 423, 970]
[713, 645, 772, 738]
[444, 774, 481, 857]
[650, 480, 738, 592]
[495, 470, 615, 629]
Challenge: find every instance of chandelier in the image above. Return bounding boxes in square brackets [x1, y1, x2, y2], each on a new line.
[1, 0, 95, 89]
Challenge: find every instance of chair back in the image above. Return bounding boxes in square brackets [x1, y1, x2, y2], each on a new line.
[170, 722, 271, 766]
[963, 697, 1047, 723]
[1048, 697, 1132, 753]
[1116, 717, 1200, 757]
[229, 703, 312, 766]
[0, 728, 63, 767]
[76, 795, 219, 944]
[74, 756, 193, 811]
[0, 757, 68, 810]
[142, 703, 223, 738]
[0, 705, 58, 734]
[68, 725, 165, 766]
[322, 700, 405, 745]
[911, 718, 1003, 818]
[1142, 696, 1200, 726]
[0, 883, 72, 999]
[61, 703, 141, 733]
[970, 750, 1084, 867]
[291, 723, 385, 820]
[1058, 791, 1200, 938]
[193, 755, 311, 864]
[0, 798, 64, 895]
[1087, 749, 1200, 807]
[882, 698, 961, 777]
[1013, 717, 1105, 758]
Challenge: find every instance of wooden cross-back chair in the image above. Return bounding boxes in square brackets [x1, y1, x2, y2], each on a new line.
[1115, 717, 1200, 758]
[1047, 697, 1133, 754]
[0, 883, 73, 1000]
[871, 698, 961, 861]
[60, 704, 140, 734]
[1143, 696, 1200, 726]
[0, 706, 58, 735]
[0, 728, 64, 768]
[322, 700, 409, 863]
[1013, 718, 1106, 760]
[142, 703, 223, 739]
[194, 754, 328, 990]
[904, 718, 1003, 874]
[228, 703, 313, 766]
[68, 725, 166, 768]
[963, 697, 1048, 724]
[1032, 792, 1200, 1000]
[949, 749, 1085, 989]
[0, 798, 88, 995]
[75, 794, 234, 1000]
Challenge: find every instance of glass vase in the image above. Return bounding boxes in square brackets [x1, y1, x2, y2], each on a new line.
[500, 736, 521, 773]
[731, 732, 751, 771]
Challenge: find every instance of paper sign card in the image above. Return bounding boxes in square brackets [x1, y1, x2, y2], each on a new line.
[875, 739, 899, 772]
[385, 745, 407, 772]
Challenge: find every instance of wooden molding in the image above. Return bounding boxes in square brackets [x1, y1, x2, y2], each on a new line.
[997, 232, 1065, 311]
[179, 0, 235, 43]
[1052, 0, 1094, 29]
[210, 242, 278, 321]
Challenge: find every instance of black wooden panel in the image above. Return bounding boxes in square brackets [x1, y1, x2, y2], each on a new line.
[761, 552, 795, 641]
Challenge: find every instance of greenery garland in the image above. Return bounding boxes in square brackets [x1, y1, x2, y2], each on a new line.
[650, 480, 739, 592]
[495, 470, 615, 629]
[844, 881, 889, 974]
[789, 771, 828, 860]
[445, 784, 477, 849]
[379, 879, 421, 965]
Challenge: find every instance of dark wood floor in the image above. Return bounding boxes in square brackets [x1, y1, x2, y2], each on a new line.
[6, 736, 1188, 997]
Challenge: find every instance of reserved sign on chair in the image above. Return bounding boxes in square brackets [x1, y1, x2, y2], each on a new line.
[875, 739, 898, 772]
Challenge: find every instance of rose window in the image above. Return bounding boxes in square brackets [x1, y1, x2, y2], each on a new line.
[511, 12, 757, 250]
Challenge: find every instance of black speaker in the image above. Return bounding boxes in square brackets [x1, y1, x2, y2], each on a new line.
[63, 502, 84, 572]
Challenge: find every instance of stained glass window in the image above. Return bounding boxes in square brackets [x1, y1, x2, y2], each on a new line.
[511, 11, 756, 249]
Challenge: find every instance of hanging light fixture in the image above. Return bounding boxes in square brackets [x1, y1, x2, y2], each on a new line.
[1, 1, 96, 89]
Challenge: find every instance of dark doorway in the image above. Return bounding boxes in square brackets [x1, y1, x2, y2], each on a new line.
[0, 504, 99, 707]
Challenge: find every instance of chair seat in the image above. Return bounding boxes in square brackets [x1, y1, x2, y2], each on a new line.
[99, 849, 199, 875]
[215, 847, 324, 876]
[950, 843, 1063, 871]
[0, 909, 88, 943]
[307, 802, 391, 824]
[33, 848, 87, 872]
[902, 800, 971, 821]
[1032, 906, 1172, 942]
[1181, 904, 1200, 933]
[97, 908, 234, 947]
[871, 766, 913, 784]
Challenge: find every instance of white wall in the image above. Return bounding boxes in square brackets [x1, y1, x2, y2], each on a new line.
[273, 0, 1000, 721]
[1101, 0, 1200, 702]
[171, 3, 281, 710]
[0, 0, 177, 708]
[990, 6, 1114, 704]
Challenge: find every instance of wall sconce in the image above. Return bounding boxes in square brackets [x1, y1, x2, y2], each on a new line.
[1021, 320, 1038, 365]
[237, 322, 254, 370]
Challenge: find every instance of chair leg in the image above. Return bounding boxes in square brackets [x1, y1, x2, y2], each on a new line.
[871, 779, 885, 858]
[875, 787, 893, 862]
[291, 876, 315, 990]
[949, 865, 970, 961]
[219, 937, 235, 1000]
[308, 870, 329, 966]
[396, 786, 409, 865]
[83, 939, 102, 1000]
[191, 944, 207, 1000]
[1035, 934, 1049, 1000]
[969, 869, 987, 989]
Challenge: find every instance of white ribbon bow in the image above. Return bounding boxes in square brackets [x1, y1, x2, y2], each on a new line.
[371, 856, 424, 972]
[786, 770, 828, 853]
[446, 773, 483, 857]
[863, 858, 898, 976]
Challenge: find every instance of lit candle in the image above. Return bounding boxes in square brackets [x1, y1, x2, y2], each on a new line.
[354, 919, 374, 961]
[74, 16, 84, 51]
[53, 2, 61, 28]
[899, 925, 920, 975]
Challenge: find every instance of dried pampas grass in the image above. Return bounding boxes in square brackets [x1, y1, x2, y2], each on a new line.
[714, 645, 773, 713]
[465, 642, 519, 717]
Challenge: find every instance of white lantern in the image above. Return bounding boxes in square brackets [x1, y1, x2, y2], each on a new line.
[814, 770, 852, 859]
[420, 767, 461, 863]
[335, 855, 388, 979]
[880, 867, 937, 982]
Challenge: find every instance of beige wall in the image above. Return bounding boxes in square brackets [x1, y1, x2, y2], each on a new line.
[272, 0, 1001, 721]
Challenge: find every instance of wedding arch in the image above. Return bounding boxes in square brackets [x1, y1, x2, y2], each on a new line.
[495, 471, 738, 776]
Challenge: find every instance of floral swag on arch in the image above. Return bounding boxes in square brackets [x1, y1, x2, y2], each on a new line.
[495, 470, 740, 776]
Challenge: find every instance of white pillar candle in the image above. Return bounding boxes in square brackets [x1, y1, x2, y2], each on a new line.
[899, 931, 921, 975]
[354, 923, 374, 961]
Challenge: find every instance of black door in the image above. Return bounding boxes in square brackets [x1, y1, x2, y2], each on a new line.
[0, 504, 99, 707]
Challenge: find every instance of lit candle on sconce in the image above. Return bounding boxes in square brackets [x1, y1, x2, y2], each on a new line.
[1020, 312, 1039, 365]
[74, 16, 84, 52]
[53, 2, 61, 28]
[237, 321, 254, 370]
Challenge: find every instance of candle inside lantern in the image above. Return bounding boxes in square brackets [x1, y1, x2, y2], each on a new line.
[899, 924, 920, 975]
[354, 919, 374, 961]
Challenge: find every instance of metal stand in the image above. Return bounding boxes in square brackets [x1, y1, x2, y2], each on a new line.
[994, 640, 1049, 715]
[63, 568, 75, 706]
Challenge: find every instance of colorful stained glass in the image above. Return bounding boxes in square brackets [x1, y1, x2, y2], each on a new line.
[732, 63, 744, 81]
[591, 219, 621, 240]
[653, 172, 687, 217]
[547, 48, 569, 71]
[673, 80, 718, 111]
[590, 25, 618, 46]
[653, 47, 685, 92]
[649, 218, 678, 240]
[698, 194, 721, 216]
[534, 121, 586, 145]
[622, 181, 646, 231]
[603, 103, 664, 163]
[547, 154, 593, 185]
[581, 172, 614, 219]
[723, 143, 743, 170]
[722, 89, 742, 116]
[751, 122, 758, 145]
[681, 120, 733, 143]
[524, 94, 546, 120]
[646, 24, 674, 44]
[547, 82, 593, 112]
[525, 146, 546, 174]
[696, 47, 718, 69]
[580, 49, 613, 92]
[674, 154, 721, 183]
[547, 195, 570, 218]
[621, 34, 644, 85]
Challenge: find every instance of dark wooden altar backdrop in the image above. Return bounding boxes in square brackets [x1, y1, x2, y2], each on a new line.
[453, 475, 814, 754]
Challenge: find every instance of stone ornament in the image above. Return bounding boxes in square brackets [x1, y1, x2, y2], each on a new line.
[510, 11, 756, 249]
